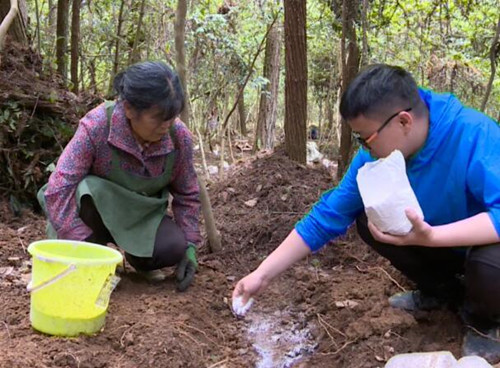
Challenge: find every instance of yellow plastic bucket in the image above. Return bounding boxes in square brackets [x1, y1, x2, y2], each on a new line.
[27, 240, 123, 336]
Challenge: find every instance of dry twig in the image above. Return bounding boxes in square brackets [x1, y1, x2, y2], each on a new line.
[174, 325, 206, 347]
[376, 267, 406, 292]
[321, 339, 358, 356]
[2, 321, 11, 339]
[355, 265, 406, 292]
[207, 357, 229, 368]
[467, 325, 500, 343]
[119, 322, 147, 347]
[176, 322, 220, 346]
[17, 235, 26, 253]
[316, 314, 338, 348]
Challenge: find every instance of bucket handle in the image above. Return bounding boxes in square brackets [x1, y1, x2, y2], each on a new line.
[27, 263, 77, 293]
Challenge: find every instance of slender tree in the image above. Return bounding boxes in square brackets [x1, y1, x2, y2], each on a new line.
[174, 0, 190, 127]
[255, 21, 281, 151]
[56, 0, 70, 84]
[481, 16, 500, 112]
[284, 0, 307, 163]
[128, 0, 146, 65]
[34, 0, 41, 52]
[47, 0, 56, 47]
[360, 0, 369, 66]
[238, 91, 247, 136]
[70, 0, 81, 93]
[337, 0, 360, 179]
[109, 0, 126, 94]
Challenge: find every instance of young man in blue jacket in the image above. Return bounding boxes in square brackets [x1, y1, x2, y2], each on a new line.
[233, 64, 500, 362]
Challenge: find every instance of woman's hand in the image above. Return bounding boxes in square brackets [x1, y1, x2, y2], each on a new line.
[368, 208, 435, 246]
[176, 244, 197, 291]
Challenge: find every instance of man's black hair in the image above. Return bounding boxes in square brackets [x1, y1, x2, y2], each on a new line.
[339, 64, 426, 121]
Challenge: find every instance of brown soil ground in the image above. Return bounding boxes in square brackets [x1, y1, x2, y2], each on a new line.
[0, 149, 471, 368]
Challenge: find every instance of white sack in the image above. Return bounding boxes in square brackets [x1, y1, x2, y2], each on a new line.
[306, 141, 323, 163]
[356, 150, 423, 235]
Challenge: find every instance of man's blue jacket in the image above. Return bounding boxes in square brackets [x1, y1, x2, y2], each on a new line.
[296, 89, 500, 251]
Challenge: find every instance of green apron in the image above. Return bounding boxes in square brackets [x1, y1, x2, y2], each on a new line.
[38, 102, 177, 258]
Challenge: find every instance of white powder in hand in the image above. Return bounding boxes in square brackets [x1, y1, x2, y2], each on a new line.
[232, 296, 254, 316]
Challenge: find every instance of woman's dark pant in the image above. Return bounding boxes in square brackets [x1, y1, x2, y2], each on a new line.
[80, 195, 186, 271]
[356, 213, 500, 330]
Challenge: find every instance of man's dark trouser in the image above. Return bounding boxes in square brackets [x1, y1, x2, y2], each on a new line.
[356, 213, 500, 331]
[80, 195, 186, 271]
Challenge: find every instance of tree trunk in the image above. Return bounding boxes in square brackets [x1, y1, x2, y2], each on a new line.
[34, 0, 41, 52]
[174, 0, 191, 127]
[48, 0, 56, 27]
[0, 0, 28, 49]
[198, 176, 221, 253]
[219, 13, 278, 139]
[337, 0, 360, 180]
[238, 89, 247, 136]
[481, 16, 500, 112]
[256, 21, 281, 151]
[47, 0, 56, 48]
[360, 0, 369, 66]
[70, 0, 81, 93]
[128, 0, 146, 65]
[109, 0, 126, 94]
[56, 0, 70, 84]
[264, 23, 281, 150]
[284, 0, 307, 163]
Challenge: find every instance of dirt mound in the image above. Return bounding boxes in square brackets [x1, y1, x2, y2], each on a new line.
[206, 148, 335, 261]
[0, 41, 96, 204]
[0, 150, 465, 368]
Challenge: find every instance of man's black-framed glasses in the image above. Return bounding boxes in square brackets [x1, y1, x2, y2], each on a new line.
[353, 107, 412, 149]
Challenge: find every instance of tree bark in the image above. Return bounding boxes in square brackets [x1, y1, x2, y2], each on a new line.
[70, 0, 81, 93]
[481, 16, 500, 112]
[256, 21, 281, 151]
[337, 0, 360, 180]
[174, 0, 191, 127]
[56, 0, 70, 84]
[284, 0, 307, 163]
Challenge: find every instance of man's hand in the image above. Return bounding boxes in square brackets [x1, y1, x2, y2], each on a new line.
[368, 208, 435, 246]
[232, 270, 269, 306]
[176, 243, 197, 291]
